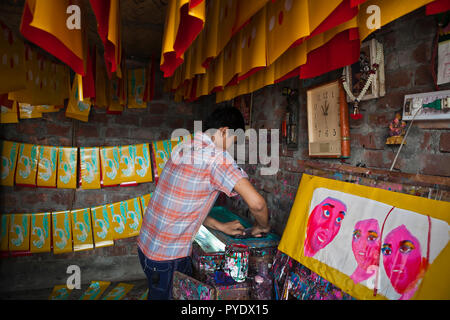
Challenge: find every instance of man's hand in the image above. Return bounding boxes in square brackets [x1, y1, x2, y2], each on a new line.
[203, 216, 245, 236]
[249, 224, 271, 238]
[220, 220, 245, 237]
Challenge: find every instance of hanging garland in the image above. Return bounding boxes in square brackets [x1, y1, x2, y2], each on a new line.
[341, 44, 383, 120]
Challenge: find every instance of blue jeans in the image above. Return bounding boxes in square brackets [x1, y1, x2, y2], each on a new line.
[137, 247, 193, 300]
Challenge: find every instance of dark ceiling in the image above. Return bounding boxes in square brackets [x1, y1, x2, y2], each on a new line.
[0, 0, 168, 64]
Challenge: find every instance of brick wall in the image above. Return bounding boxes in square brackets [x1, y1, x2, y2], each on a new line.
[0, 70, 203, 294]
[223, 8, 450, 235]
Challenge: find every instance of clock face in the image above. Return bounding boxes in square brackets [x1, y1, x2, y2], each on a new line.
[307, 81, 342, 157]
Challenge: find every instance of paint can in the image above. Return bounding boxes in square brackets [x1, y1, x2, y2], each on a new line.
[224, 243, 250, 283]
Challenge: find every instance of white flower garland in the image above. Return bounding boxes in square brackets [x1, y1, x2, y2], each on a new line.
[342, 45, 383, 104]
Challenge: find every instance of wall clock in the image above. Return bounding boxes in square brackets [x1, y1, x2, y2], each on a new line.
[306, 80, 350, 158]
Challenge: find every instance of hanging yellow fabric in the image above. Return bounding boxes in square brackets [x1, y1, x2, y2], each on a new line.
[118, 145, 138, 185]
[221, 33, 242, 87]
[52, 210, 73, 254]
[79, 147, 101, 190]
[15, 143, 39, 187]
[134, 144, 153, 184]
[36, 145, 58, 188]
[0, 22, 26, 94]
[19, 103, 42, 119]
[122, 197, 143, 238]
[233, 0, 269, 34]
[100, 146, 121, 187]
[161, 0, 205, 78]
[91, 204, 114, 248]
[107, 75, 124, 114]
[21, 0, 86, 75]
[71, 208, 94, 252]
[127, 68, 147, 109]
[66, 74, 91, 122]
[94, 49, 109, 108]
[357, 0, 435, 42]
[266, 0, 343, 66]
[1, 214, 10, 252]
[8, 46, 40, 105]
[238, 7, 267, 81]
[207, 53, 224, 93]
[57, 147, 77, 189]
[9, 214, 30, 252]
[202, 0, 220, 68]
[0, 100, 19, 124]
[1, 140, 19, 187]
[217, 0, 238, 56]
[139, 193, 153, 216]
[30, 212, 51, 253]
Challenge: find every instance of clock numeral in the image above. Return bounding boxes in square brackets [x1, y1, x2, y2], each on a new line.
[333, 129, 337, 136]
[318, 130, 321, 137]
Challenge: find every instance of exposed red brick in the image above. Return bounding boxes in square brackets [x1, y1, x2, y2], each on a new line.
[141, 115, 164, 128]
[149, 103, 169, 114]
[386, 69, 412, 89]
[420, 154, 450, 177]
[46, 123, 72, 136]
[439, 132, 450, 153]
[414, 64, 434, 87]
[77, 123, 99, 138]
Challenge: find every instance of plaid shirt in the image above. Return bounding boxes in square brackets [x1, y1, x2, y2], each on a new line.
[137, 132, 248, 261]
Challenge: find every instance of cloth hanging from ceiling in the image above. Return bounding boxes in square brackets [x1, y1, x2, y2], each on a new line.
[0, 22, 26, 95]
[160, 0, 205, 78]
[425, 0, 450, 15]
[89, 0, 122, 78]
[164, 0, 444, 103]
[20, 0, 86, 76]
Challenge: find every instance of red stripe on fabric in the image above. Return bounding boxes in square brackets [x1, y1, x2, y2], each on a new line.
[161, 52, 184, 78]
[20, 2, 85, 75]
[299, 28, 360, 79]
[173, 3, 204, 58]
[89, 0, 110, 42]
[290, 0, 358, 49]
[82, 45, 96, 98]
[189, 0, 203, 9]
[275, 67, 300, 84]
[426, 0, 450, 15]
[350, 0, 368, 7]
[237, 66, 265, 82]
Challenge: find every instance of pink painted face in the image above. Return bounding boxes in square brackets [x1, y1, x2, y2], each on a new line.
[304, 197, 347, 257]
[352, 219, 381, 270]
[382, 225, 422, 294]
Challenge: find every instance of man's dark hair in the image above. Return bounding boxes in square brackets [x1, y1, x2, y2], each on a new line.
[203, 106, 245, 132]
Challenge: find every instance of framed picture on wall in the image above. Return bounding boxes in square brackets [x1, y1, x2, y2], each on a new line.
[233, 93, 253, 130]
[402, 90, 450, 121]
[343, 38, 385, 101]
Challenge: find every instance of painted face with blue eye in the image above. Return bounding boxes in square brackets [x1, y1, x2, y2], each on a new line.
[304, 197, 347, 257]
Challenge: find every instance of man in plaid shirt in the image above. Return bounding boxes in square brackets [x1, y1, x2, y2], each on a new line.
[137, 106, 270, 300]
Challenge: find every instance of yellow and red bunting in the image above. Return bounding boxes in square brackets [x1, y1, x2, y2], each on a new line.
[89, 0, 122, 77]
[20, 0, 86, 76]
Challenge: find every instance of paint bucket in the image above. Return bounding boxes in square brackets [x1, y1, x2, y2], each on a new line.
[224, 243, 250, 283]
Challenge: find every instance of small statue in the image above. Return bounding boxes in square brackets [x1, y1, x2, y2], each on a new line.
[386, 112, 407, 145]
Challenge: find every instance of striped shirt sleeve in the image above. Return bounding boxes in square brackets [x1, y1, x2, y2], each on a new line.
[210, 151, 248, 197]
